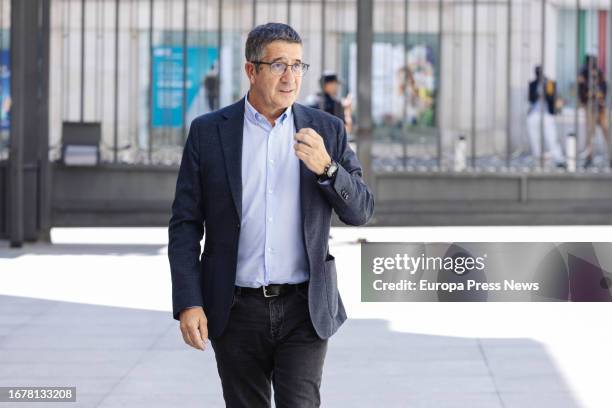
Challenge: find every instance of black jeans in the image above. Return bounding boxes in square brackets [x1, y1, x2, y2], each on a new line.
[210, 283, 328, 408]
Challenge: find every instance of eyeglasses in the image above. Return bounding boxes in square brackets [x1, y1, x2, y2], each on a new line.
[250, 60, 310, 77]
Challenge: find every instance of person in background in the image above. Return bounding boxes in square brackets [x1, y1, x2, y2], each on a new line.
[526, 65, 566, 168]
[307, 71, 353, 134]
[203, 62, 220, 111]
[578, 54, 610, 168]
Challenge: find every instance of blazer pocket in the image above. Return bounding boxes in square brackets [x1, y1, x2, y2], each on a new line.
[323, 254, 339, 317]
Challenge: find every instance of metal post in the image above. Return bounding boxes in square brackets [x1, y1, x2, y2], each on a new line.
[287, 0, 291, 25]
[9, 0, 25, 247]
[148, 0, 153, 163]
[321, 0, 326, 74]
[471, 0, 477, 168]
[217, 0, 222, 109]
[64, 0, 71, 118]
[94, 0, 100, 119]
[80, 0, 85, 122]
[182, 0, 187, 141]
[38, 0, 51, 242]
[113, 0, 120, 162]
[608, 0, 612, 166]
[402, 0, 408, 169]
[253, 0, 257, 26]
[357, 0, 373, 184]
[575, 0, 580, 165]
[506, 0, 512, 168]
[539, 0, 546, 168]
[437, 0, 443, 168]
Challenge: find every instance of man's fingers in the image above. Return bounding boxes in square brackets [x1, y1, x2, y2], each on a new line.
[295, 129, 321, 147]
[180, 321, 205, 350]
[300, 127, 318, 137]
[180, 326, 191, 347]
[295, 132, 319, 146]
[199, 316, 209, 344]
[294, 131, 313, 147]
[293, 142, 313, 155]
[295, 150, 309, 161]
[181, 325, 201, 350]
[178, 307, 208, 351]
[185, 326, 203, 350]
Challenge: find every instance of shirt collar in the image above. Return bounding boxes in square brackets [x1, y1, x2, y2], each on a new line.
[244, 92, 292, 128]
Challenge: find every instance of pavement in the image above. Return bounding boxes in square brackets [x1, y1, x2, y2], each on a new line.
[1, 226, 611, 407]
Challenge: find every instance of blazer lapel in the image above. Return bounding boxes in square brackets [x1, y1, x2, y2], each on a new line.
[218, 97, 246, 221]
[218, 99, 314, 229]
[292, 103, 315, 235]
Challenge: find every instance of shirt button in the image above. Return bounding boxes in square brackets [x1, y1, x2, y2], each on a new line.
[268, 189, 273, 194]
[268, 217, 273, 222]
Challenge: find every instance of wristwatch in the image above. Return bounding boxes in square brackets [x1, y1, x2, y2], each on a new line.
[319, 160, 339, 181]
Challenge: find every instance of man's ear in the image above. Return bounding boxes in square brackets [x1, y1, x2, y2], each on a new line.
[244, 62, 256, 84]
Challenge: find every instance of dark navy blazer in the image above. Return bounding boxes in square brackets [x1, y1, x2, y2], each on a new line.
[168, 97, 374, 339]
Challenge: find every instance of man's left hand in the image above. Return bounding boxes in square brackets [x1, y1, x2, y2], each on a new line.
[294, 128, 332, 176]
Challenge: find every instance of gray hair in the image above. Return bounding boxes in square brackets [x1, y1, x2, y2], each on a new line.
[245, 23, 302, 68]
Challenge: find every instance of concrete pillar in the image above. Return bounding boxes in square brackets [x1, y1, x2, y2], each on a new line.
[8, 0, 51, 247]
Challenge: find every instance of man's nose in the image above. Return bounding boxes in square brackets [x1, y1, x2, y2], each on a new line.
[281, 67, 296, 82]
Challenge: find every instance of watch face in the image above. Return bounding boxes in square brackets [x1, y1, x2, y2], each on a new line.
[327, 162, 339, 177]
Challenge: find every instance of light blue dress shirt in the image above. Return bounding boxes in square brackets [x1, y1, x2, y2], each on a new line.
[235, 94, 310, 288]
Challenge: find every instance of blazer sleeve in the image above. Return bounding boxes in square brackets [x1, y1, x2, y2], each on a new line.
[317, 117, 375, 226]
[168, 118, 205, 321]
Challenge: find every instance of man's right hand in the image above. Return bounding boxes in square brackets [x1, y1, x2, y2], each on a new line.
[179, 306, 208, 351]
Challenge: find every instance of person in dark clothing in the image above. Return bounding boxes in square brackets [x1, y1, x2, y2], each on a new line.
[307, 71, 352, 133]
[526, 65, 565, 167]
[578, 55, 610, 167]
[170, 23, 373, 408]
[203, 63, 220, 111]
[529, 66, 557, 115]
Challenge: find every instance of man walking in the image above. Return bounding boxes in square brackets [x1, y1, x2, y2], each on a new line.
[168, 23, 374, 408]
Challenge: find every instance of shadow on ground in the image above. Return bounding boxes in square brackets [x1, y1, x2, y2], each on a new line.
[0, 295, 581, 408]
[0, 243, 166, 259]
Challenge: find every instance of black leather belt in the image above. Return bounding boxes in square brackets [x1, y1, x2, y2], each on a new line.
[235, 281, 309, 298]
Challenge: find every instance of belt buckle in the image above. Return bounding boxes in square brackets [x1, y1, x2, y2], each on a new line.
[262, 285, 279, 298]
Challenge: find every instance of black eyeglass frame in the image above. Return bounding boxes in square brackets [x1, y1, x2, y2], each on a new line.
[249, 60, 310, 76]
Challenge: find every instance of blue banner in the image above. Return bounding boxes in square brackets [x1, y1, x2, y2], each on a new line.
[151, 46, 218, 128]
